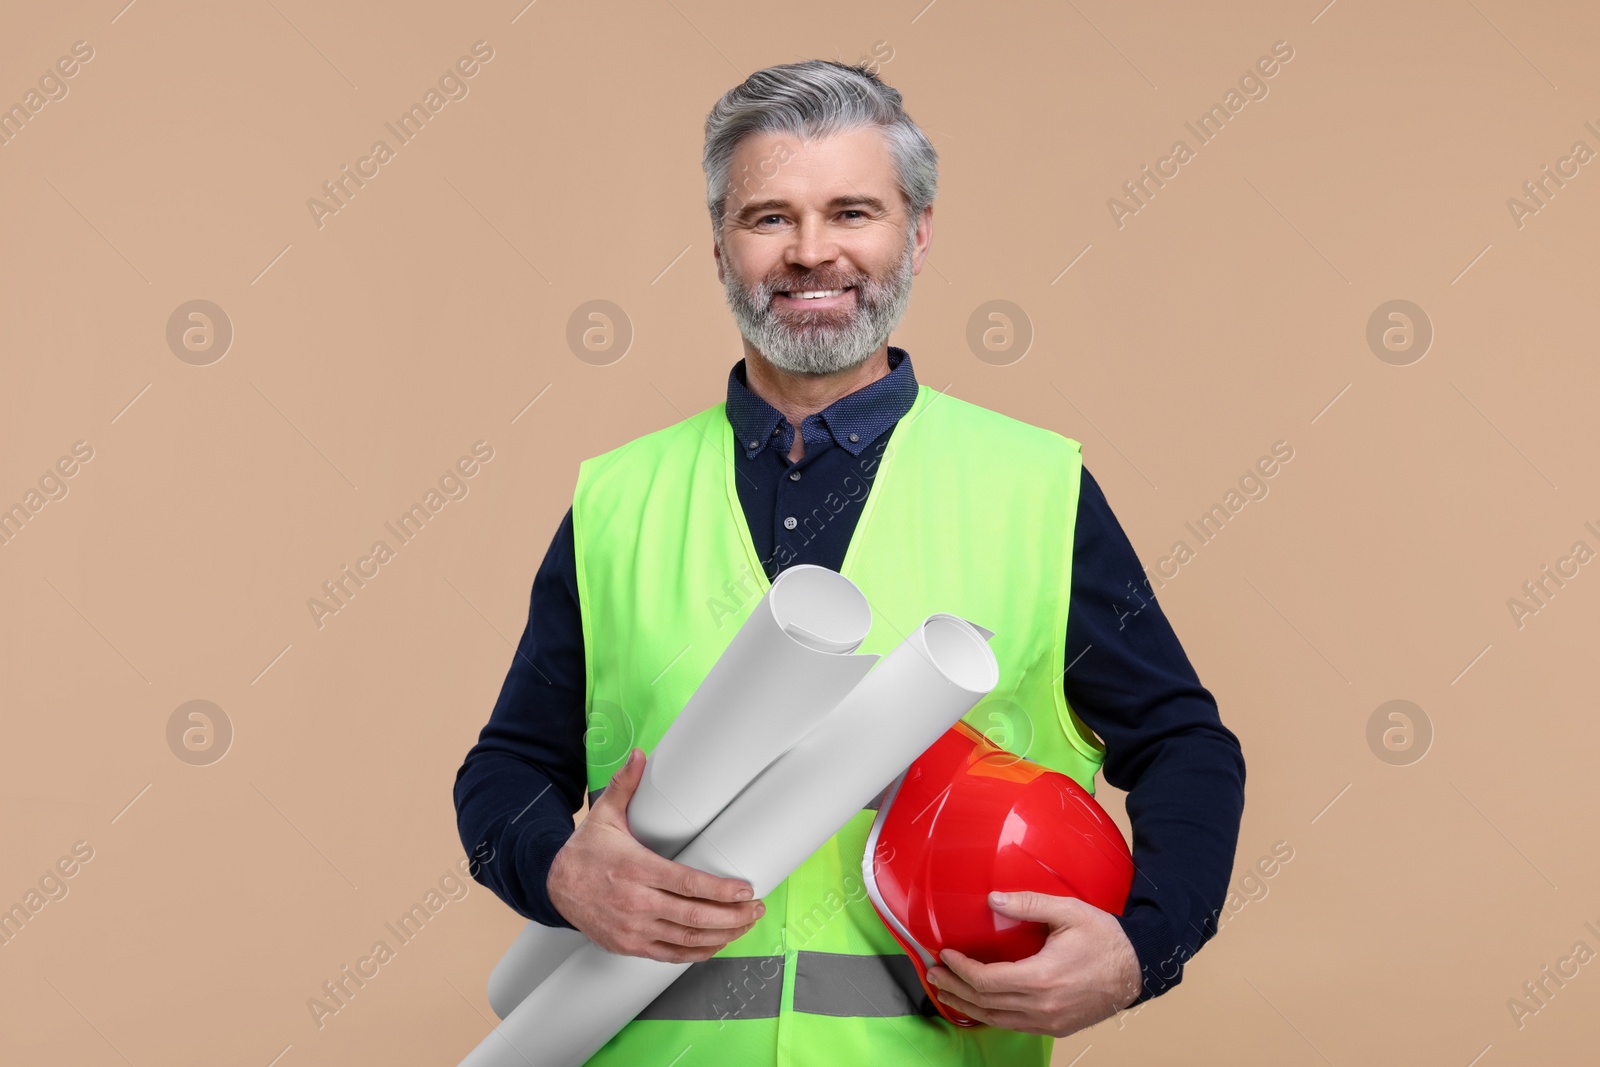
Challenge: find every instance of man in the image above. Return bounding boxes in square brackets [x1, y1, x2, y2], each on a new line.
[455, 59, 1245, 1065]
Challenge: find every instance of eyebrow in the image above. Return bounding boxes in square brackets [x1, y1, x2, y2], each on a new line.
[731, 194, 890, 225]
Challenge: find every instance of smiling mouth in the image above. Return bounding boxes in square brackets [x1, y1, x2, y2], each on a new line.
[773, 285, 857, 308]
[778, 285, 852, 298]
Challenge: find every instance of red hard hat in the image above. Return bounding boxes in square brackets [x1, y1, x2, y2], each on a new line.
[862, 720, 1135, 1026]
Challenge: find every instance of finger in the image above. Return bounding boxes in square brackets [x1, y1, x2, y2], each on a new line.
[640, 939, 725, 964]
[926, 960, 1032, 1011]
[645, 855, 758, 905]
[651, 891, 766, 934]
[937, 947, 1035, 997]
[593, 748, 645, 816]
[989, 889, 1087, 927]
[932, 989, 1037, 1034]
[929, 987, 998, 1027]
[649, 915, 761, 950]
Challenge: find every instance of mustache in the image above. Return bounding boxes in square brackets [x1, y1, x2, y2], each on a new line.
[766, 276, 861, 293]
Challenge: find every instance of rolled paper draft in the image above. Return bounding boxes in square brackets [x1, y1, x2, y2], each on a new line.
[484, 924, 588, 1021]
[678, 614, 1000, 897]
[628, 562, 879, 858]
[458, 613, 998, 1067]
[486, 563, 879, 1020]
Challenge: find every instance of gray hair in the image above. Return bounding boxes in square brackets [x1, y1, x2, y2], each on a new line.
[702, 59, 938, 247]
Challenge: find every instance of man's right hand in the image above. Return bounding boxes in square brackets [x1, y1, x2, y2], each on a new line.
[547, 746, 766, 963]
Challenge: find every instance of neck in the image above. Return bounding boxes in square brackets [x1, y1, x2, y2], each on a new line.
[742, 343, 892, 428]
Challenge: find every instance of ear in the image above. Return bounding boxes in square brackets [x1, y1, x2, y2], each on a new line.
[910, 205, 934, 275]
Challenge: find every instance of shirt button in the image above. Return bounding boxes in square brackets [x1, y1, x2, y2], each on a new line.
[788, 470, 801, 481]
[772, 427, 781, 436]
[783, 516, 798, 530]
[848, 433, 859, 443]
[746, 440, 758, 450]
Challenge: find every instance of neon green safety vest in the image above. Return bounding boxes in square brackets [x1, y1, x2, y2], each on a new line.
[571, 382, 1107, 1066]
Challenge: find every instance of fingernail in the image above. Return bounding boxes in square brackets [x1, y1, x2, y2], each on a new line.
[989, 891, 1008, 905]
[755, 902, 766, 918]
[735, 888, 753, 900]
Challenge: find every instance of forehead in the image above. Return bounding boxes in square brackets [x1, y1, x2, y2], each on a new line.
[727, 126, 898, 202]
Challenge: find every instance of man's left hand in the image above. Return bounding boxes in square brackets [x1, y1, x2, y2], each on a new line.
[924, 891, 1142, 1038]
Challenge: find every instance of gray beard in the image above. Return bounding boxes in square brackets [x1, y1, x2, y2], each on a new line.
[721, 229, 917, 376]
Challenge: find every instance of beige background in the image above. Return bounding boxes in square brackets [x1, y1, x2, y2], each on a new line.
[2, 0, 1597, 1064]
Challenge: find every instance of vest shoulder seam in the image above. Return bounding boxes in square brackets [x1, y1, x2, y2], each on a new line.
[577, 402, 724, 491]
[917, 390, 1084, 455]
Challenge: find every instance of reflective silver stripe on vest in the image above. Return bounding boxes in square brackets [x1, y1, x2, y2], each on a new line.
[616, 950, 936, 1020]
[590, 785, 891, 811]
[635, 955, 785, 1021]
[792, 950, 939, 1017]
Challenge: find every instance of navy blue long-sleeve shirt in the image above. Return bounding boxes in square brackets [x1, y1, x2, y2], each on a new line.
[453, 346, 1245, 1005]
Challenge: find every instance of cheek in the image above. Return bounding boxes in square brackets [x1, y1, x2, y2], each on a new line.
[860, 248, 906, 283]
[726, 250, 775, 289]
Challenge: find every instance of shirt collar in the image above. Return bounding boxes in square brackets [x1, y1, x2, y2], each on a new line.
[726, 346, 919, 459]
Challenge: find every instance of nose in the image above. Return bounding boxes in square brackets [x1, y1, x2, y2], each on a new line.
[784, 211, 840, 274]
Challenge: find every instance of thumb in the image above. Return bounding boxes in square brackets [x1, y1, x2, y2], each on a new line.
[595, 747, 645, 815]
[988, 889, 1083, 928]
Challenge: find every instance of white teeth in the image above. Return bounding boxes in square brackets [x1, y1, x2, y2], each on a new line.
[788, 287, 848, 299]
